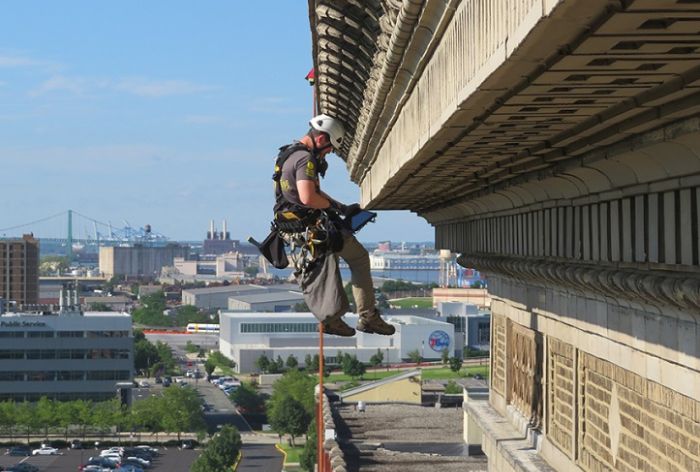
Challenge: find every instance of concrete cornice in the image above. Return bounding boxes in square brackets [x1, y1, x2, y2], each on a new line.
[460, 254, 700, 314]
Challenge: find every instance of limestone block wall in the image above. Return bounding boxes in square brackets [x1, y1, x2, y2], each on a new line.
[489, 275, 700, 471]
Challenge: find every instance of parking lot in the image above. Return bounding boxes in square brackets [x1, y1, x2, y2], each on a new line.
[0, 447, 200, 472]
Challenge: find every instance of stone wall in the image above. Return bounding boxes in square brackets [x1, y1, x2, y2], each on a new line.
[490, 277, 700, 471]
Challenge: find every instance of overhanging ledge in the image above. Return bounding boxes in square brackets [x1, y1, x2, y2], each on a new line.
[464, 395, 555, 472]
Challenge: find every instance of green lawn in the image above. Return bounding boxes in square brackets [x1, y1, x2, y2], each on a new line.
[323, 365, 489, 383]
[387, 297, 433, 308]
[421, 365, 489, 380]
[278, 444, 304, 463]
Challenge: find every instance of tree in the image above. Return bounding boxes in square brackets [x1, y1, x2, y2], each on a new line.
[441, 348, 450, 365]
[268, 395, 310, 446]
[369, 349, 384, 368]
[92, 399, 120, 440]
[300, 421, 317, 472]
[294, 301, 310, 311]
[54, 401, 76, 441]
[229, 383, 264, 413]
[185, 340, 199, 354]
[208, 351, 235, 369]
[15, 401, 39, 442]
[36, 397, 56, 438]
[276, 356, 285, 372]
[204, 359, 216, 378]
[342, 356, 366, 379]
[74, 400, 93, 440]
[0, 401, 17, 442]
[160, 386, 206, 442]
[243, 266, 258, 278]
[256, 354, 270, 373]
[407, 349, 422, 364]
[268, 370, 316, 416]
[130, 396, 163, 438]
[286, 355, 299, 370]
[191, 425, 241, 472]
[134, 338, 160, 374]
[449, 356, 462, 373]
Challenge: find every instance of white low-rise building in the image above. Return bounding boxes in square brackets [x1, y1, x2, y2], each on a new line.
[219, 312, 455, 373]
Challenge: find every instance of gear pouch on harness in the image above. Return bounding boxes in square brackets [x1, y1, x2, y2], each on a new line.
[258, 227, 289, 269]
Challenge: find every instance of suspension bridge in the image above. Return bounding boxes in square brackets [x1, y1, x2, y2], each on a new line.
[0, 209, 171, 259]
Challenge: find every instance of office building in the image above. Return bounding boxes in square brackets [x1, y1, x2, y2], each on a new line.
[219, 312, 455, 373]
[0, 308, 133, 402]
[0, 234, 39, 308]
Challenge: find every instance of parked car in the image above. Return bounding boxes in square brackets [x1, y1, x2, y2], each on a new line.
[5, 463, 39, 472]
[154, 376, 162, 384]
[85, 456, 120, 469]
[71, 439, 85, 449]
[115, 466, 144, 472]
[162, 377, 171, 387]
[32, 445, 60, 455]
[81, 466, 112, 472]
[139, 380, 150, 388]
[181, 439, 195, 450]
[6, 446, 31, 456]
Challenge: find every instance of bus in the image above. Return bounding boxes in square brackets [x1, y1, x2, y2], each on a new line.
[185, 323, 220, 334]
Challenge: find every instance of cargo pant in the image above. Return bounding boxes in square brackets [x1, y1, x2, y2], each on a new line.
[336, 234, 376, 319]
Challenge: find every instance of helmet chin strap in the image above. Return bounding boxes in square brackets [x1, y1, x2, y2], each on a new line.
[306, 133, 331, 178]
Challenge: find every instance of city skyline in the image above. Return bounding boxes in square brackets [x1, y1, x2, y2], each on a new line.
[0, 1, 434, 243]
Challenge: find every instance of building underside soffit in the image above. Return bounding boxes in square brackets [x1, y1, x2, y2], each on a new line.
[310, 0, 700, 221]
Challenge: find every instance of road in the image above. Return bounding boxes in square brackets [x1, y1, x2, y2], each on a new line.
[144, 333, 283, 471]
[238, 444, 284, 472]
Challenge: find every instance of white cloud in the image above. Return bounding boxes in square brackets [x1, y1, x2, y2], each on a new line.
[30, 75, 91, 96]
[0, 54, 44, 68]
[115, 78, 213, 97]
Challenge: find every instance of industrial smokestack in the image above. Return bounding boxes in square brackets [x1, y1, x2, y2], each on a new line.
[208, 220, 215, 240]
[222, 220, 229, 240]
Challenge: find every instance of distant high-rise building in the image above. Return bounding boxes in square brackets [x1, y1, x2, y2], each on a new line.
[0, 234, 39, 308]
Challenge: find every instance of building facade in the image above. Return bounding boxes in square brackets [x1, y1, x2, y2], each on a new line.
[219, 312, 455, 373]
[0, 235, 39, 308]
[0, 311, 133, 402]
[309, 0, 700, 470]
[99, 244, 189, 278]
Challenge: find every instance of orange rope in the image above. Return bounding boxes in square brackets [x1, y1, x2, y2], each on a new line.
[318, 321, 325, 472]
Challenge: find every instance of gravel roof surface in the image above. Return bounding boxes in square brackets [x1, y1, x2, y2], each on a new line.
[334, 403, 488, 472]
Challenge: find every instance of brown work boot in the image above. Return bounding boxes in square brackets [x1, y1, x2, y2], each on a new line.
[323, 315, 356, 337]
[356, 310, 395, 336]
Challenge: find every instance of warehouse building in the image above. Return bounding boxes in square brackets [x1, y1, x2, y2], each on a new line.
[99, 244, 189, 278]
[227, 291, 304, 312]
[182, 284, 300, 310]
[219, 312, 454, 373]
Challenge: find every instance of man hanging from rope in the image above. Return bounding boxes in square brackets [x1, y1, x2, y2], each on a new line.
[271, 114, 395, 337]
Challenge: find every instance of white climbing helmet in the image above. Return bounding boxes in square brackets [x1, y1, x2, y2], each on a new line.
[309, 113, 345, 148]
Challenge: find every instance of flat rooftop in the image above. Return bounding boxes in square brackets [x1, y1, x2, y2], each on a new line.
[334, 403, 487, 471]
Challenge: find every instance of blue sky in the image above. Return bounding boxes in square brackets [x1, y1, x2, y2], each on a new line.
[0, 1, 433, 243]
